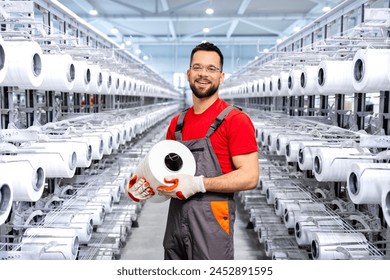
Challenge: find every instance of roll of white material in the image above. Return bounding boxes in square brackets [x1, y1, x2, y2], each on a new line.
[2, 40, 44, 88]
[295, 217, 344, 246]
[269, 75, 279, 96]
[316, 60, 355, 95]
[382, 190, 390, 227]
[276, 133, 313, 156]
[285, 139, 318, 163]
[63, 198, 105, 226]
[277, 71, 289, 96]
[311, 231, 369, 260]
[72, 135, 104, 160]
[262, 77, 271, 96]
[38, 53, 75, 91]
[0, 36, 9, 83]
[101, 70, 112, 95]
[352, 48, 390, 92]
[300, 65, 320, 96]
[116, 74, 126, 95]
[347, 162, 390, 204]
[72, 59, 91, 93]
[0, 182, 13, 225]
[313, 147, 374, 182]
[133, 140, 196, 203]
[83, 131, 113, 155]
[86, 63, 103, 94]
[274, 198, 311, 217]
[0, 160, 45, 201]
[110, 72, 120, 94]
[266, 188, 305, 205]
[14, 142, 77, 178]
[288, 69, 302, 96]
[91, 193, 113, 213]
[21, 227, 79, 260]
[68, 213, 93, 243]
[257, 79, 264, 97]
[297, 141, 330, 171]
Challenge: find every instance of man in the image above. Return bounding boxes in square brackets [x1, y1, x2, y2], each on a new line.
[128, 42, 259, 260]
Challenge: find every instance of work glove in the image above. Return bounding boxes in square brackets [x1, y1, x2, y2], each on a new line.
[127, 175, 155, 202]
[157, 174, 206, 200]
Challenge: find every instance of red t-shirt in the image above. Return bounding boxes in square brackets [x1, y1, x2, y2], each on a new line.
[166, 98, 258, 174]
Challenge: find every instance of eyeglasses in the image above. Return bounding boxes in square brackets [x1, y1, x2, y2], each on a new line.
[190, 64, 221, 74]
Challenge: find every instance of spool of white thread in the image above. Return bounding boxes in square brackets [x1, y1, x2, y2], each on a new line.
[0, 160, 45, 201]
[300, 65, 320, 96]
[266, 188, 305, 205]
[257, 79, 264, 97]
[21, 227, 79, 260]
[285, 139, 318, 163]
[2, 40, 44, 88]
[110, 72, 120, 95]
[352, 48, 390, 92]
[295, 217, 344, 246]
[0, 182, 13, 225]
[38, 53, 75, 91]
[83, 131, 113, 155]
[277, 71, 290, 96]
[287, 69, 302, 96]
[316, 60, 355, 95]
[347, 162, 390, 204]
[311, 231, 369, 260]
[276, 133, 313, 156]
[381, 190, 390, 227]
[62, 198, 105, 226]
[297, 141, 329, 171]
[68, 213, 93, 243]
[86, 63, 103, 94]
[10, 143, 77, 178]
[262, 77, 271, 96]
[0, 36, 9, 84]
[72, 59, 91, 93]
[72, 135, 104, 161]
[269, 74, 279, 96]
[100, 70, 112, 95]
[313, 147, 374, 182]
[132, 140, 196, 203]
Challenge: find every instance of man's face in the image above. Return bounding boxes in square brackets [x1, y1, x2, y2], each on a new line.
[187, 50, 224, 99]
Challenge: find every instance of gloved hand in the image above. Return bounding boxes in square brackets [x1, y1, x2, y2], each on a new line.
[127, 175, 155, 202]
[157, 174, 206, 200]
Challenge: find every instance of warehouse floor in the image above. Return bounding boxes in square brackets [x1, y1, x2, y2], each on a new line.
[120, 195, 269, 260]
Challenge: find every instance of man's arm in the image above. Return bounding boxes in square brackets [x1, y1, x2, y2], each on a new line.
[203, 151, 259, 193]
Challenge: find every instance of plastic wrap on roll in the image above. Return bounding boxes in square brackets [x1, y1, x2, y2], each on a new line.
[0, 160, 45, 201]
[316, 60, 355, 95]
[300, 65, 320, 96]
[313, 146, 374, 182]
[352, 48, 390, 92]
[0, 182, 13, 225]
[38, 53, 75, 91]
[311, 231, 370, 260]
[132, 140, 196, 203]
[2, 40, 44, 88]
[347, 162, 390, 204]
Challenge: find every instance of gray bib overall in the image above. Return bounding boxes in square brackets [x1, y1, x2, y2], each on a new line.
[163, 105, 238, 260]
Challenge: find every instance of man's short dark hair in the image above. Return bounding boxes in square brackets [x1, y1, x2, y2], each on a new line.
[190, 42, 224, 71]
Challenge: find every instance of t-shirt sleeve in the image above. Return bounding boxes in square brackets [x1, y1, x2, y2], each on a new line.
[227, 112, 258, 157]
[166, 115, 179, 140]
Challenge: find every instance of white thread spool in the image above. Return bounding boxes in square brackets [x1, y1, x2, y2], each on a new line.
[313, 146, 374, 182]
[38, 53, 75, 91]
[347, 162, 390, 204]
[277, 71, 290, 96]
[0, 35, 9, 83]
[0, 160, 45, 201]
[382, 190, 390, 227]
[72, 59, 91, 93]
[72, 135, 104, 161]
[269, 74, 279, 96]
[285, 139, 318, 163]
[300, 65, 320, 96]
[276, 133, 313, 156]
[100, 70, 112, 95]
[297, 141, 330, 171]
[132, 140, 196, 203]
[0, 182, 13, 225]
[86, 63, 103, 94]
[257, 79, 264, 97]
[316, 60, 355, 95]
[288, 69, 302, 96]
[110, 72, 120, 95]
[311, 231, 369, 260]
[83, 131, 113, 155]
[2, 40, 44, 88]
[21, 227, 79, 260]
[352, 48, 390, 92]
[262, 77, 271, 96]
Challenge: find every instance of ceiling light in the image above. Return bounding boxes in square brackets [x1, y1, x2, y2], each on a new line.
[322, 6, 331, 13]
[143, 55, 149, 61]
[111, 27, 119, 34]
[293, 26, 301, 33]
[205, 8, 214, 15]
[89, 9, 98, 16]
[203, 27, 210, 33]
[276, 38, 283, 44]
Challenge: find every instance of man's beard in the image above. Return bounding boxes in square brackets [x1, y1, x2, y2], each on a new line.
[190, 82, 219, 99]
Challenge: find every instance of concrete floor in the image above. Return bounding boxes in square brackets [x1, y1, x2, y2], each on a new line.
[120, 197, 269, 260]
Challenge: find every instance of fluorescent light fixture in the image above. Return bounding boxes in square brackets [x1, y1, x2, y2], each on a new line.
[293, 26, 301, 33]
[111, 27, 119, 34]
[276, 38, 283, 44]
[89, 9, 98, 16]
[203, 27, 210, 33]
[322, 6, 331, 12]
[205, 8, 214, 15]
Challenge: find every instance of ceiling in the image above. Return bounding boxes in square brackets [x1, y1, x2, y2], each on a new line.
[56, 0, 345, 87]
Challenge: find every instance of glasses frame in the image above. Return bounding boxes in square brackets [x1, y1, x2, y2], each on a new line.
[189, 64, 221, 74]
